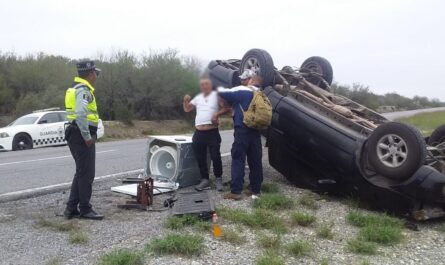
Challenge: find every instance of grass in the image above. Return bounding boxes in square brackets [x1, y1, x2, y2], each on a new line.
[358, 225, 403, 245]
[256, 250, 285, 265]
[346, 211, 402, 228]
[347, 239, 377, 255]
[316, 222, 334, 239]
[298, 193, 320, 210]
[218, 207, 287, 233]
[68, 230, 88, 245]
[290, 212, 316, 227]
[257, 233, 281, 250]
[146, 233, 204, 256]
[398, 110, 445, 135]
[286, 240, 311, 257]
[164, 214, 212, 232]
[35, 217, 89, 245]
[220, 228, 246, 244]
[252, 193, 294, 210]
[320, 258, 329, 265]
[347, 211, 404, 246]
[261, 182, 280, 193]
[98, 249, 144, 265]
[35, 218, 77, 232]
[46, 257, 62, 265]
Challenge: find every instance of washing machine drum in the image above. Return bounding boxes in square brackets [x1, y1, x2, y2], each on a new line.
[149, 146, 178, 181]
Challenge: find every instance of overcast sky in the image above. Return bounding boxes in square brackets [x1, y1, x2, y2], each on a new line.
[0, 0, 444, 99]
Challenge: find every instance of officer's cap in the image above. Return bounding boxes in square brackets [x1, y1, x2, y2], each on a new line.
[77, 60, 101, 75]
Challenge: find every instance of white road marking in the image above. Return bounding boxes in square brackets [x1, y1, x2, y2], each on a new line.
[0, 168, 144, 202]
[0, 149, 116, 167]
[221, 152, 231, 157]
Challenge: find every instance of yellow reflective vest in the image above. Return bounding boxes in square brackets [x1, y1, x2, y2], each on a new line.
[65, 77, 99, 126]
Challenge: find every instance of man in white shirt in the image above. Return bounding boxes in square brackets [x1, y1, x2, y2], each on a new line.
[183, 78, 229, 191]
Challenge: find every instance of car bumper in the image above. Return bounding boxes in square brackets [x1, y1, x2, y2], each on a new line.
[393, 165, 445, 220]
[0, 137, 13, 151]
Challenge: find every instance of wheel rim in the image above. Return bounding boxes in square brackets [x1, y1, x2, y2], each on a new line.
[16, 136, 31, 150]
[376, 134, 408, 167]
[243, 57, 260, 74]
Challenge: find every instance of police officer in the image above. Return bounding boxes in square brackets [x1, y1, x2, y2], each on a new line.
[63, 60, 104, 220]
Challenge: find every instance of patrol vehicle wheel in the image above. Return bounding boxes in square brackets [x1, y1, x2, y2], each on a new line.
[12, 133, 33, 151]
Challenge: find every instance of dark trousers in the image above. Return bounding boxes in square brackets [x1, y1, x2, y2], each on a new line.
[231, 127, 263, 194]
[65, 125, 96, 214]
[192, 129, 223, 180]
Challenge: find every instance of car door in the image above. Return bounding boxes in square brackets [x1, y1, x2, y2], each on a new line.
[36, 113, 65, 147]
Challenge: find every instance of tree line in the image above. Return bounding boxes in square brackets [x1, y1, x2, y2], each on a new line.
[331, 83, 445, 111]
[0, 50, 443, 125]
[0, 49, 200, 124]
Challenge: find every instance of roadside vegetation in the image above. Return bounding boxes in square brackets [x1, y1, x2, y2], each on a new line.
[146, 233, 204, 256]
[256, 250, 285, 265]
[257, 233, 281, 250]
[286, 240, 312, 257]
[398, 110, 445, 135]
[97, 249, 144, 265]
[316, 222, 334, 239]
[290, 211, 316, 227]
[34, 217, 89, 245]
[346, 211, 404, 254]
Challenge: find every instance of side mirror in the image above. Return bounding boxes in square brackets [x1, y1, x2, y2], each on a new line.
[38, 120, 48, 124]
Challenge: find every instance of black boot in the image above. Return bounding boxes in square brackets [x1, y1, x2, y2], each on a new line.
[80, 210, 104, 220]
[63, 208, 80, 220]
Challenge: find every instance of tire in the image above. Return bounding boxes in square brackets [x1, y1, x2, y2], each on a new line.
[300, 56, 333, 89]
[428, 124, 445, 146]
[367, 122, 426, 180]
[12, 133, 33, 151]
[240, 49, 275, 87]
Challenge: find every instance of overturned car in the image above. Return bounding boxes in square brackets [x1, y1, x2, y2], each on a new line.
[208, 48, 445, 220]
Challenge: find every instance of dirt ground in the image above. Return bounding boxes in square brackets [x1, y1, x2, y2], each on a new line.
[1, 154, 445, 265]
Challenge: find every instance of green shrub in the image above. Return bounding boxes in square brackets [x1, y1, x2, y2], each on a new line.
[253, 193, 293, 210]
[358, 225, 403, 245]
[298, 193, 320, 210]
[256, 250, 285, 265]
[261, 183, 280, 193]
[316, 222, 334, 239]
[221, 228, 246, 245]
[98, 249, 144, 265]
[286, 240, 311, 257]
[347, 239, 377, 255]
[257, 233, 281, 250]
[290, 212, 316, 227]
[146, 233, 204, 256]
[346, 212, 402, 228]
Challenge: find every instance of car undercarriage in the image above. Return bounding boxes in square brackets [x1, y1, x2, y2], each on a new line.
[208, 48, 445, 220]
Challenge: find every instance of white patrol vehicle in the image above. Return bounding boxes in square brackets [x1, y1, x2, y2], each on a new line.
[0, 108, 104, 151]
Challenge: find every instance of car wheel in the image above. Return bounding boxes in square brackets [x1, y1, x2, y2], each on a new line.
[367, 122, 426, 180]
[12, 133, 33, 151]
[240, 49, 275, 87]
[300, 56, 333, 90]
[428, 124, 445, 146]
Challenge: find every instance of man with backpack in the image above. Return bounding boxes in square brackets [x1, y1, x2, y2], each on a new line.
[218, 75, 272, 200]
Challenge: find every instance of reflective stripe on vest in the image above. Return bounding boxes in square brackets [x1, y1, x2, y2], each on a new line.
[65, 77, 99, 126]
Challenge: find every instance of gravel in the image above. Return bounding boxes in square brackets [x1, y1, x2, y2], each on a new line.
[1, 153, 445, 265]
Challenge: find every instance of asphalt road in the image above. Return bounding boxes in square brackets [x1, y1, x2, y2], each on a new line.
[0, 131, 234, 195]
[1, 106, 445, 196]
[382, 106, 445, 120]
